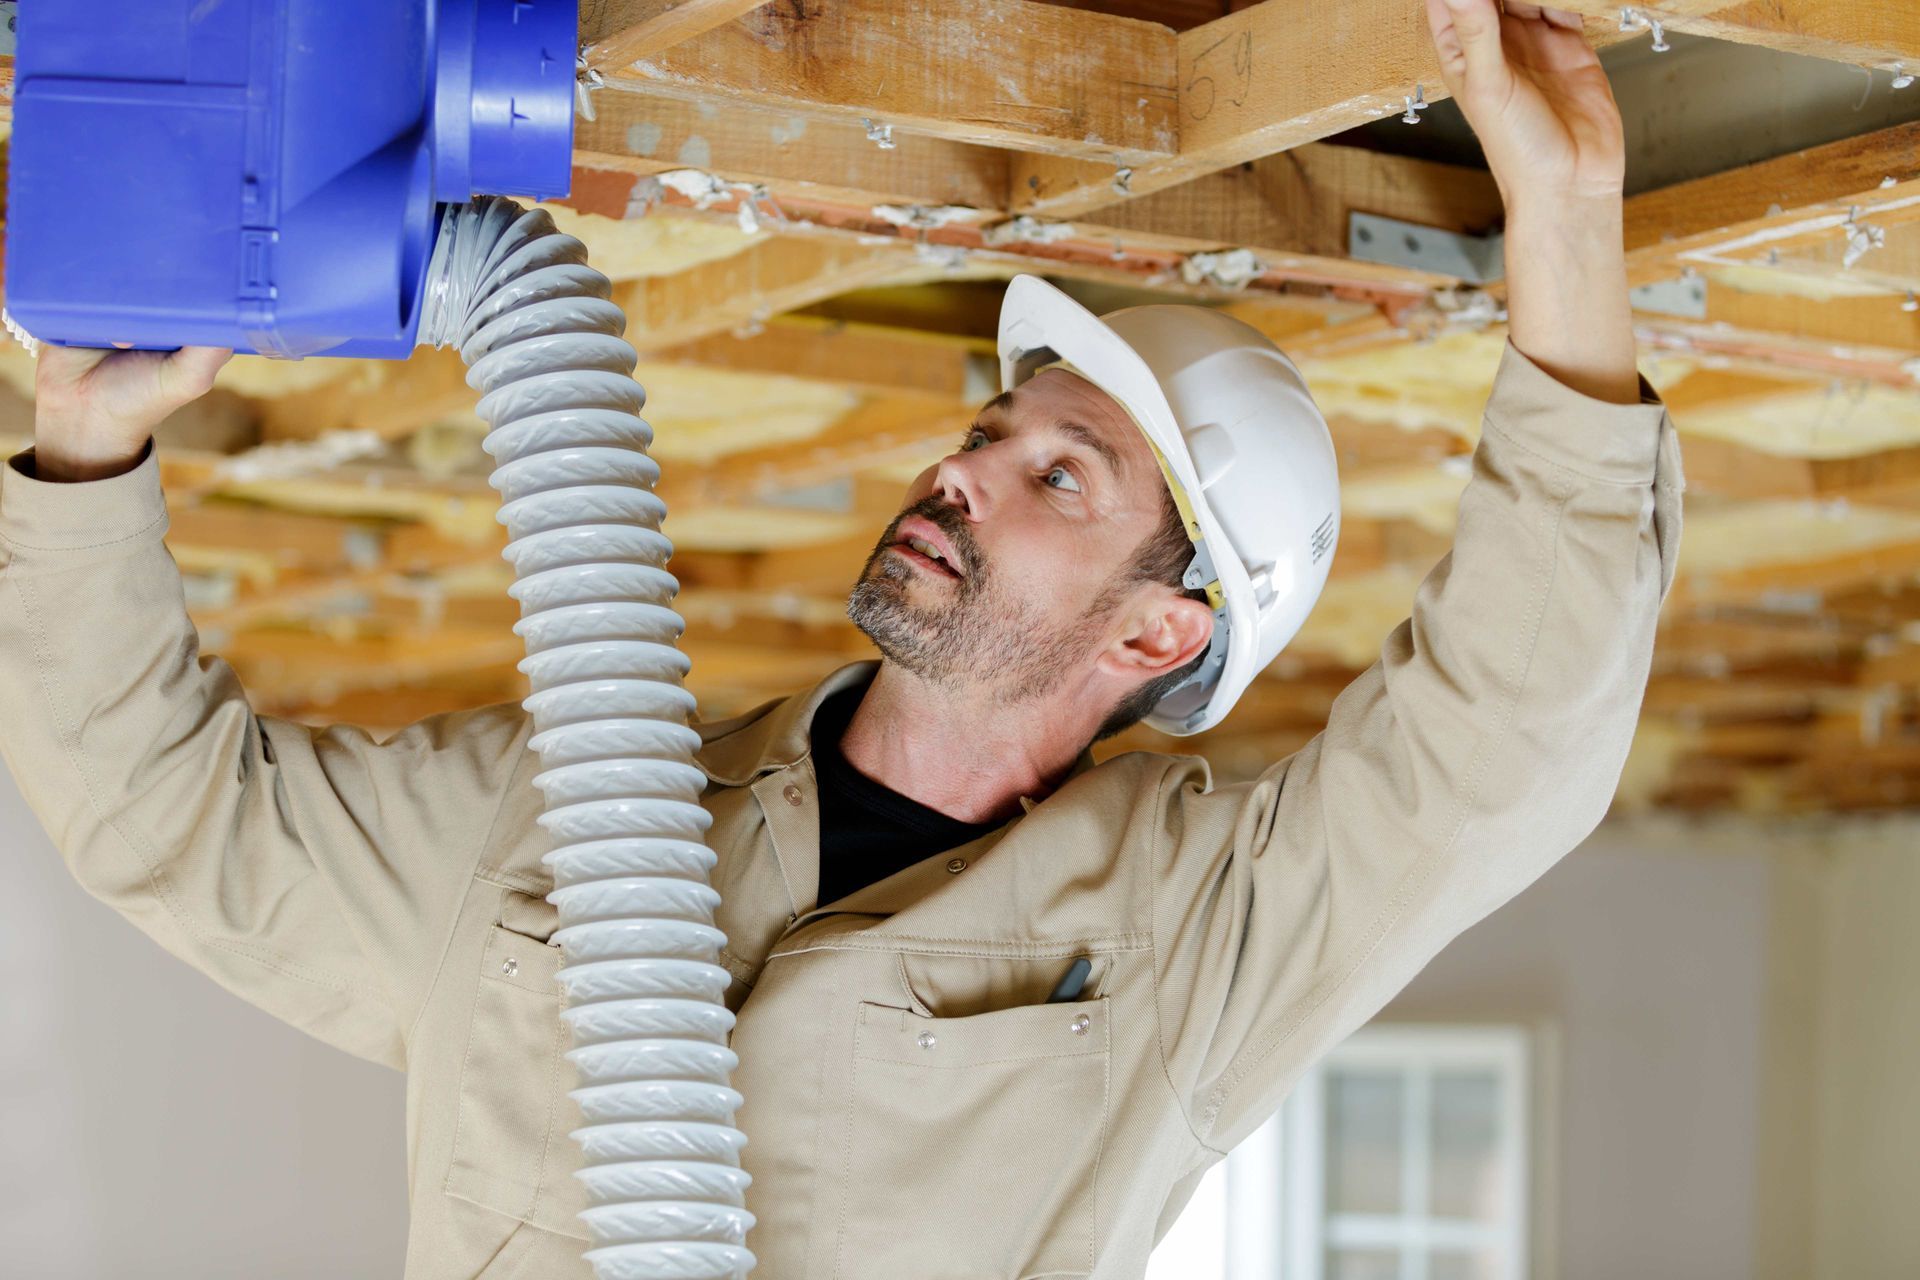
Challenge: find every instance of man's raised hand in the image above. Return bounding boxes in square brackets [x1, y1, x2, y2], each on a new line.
[33, 344, 232, 482]
[1423, 0, 1626, 214]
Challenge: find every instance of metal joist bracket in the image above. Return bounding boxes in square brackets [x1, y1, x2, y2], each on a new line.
[1349, 212, 1505, 285]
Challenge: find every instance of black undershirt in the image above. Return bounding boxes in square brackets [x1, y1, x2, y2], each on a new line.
[810, 686, 999, 908]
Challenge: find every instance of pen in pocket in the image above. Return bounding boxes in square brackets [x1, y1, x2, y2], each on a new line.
[1045, 956, 1091, 1003]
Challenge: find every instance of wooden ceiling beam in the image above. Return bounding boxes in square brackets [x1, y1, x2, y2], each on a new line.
[1639, 674, 1847, 722]
[594, 0, 1180, 164]
[577, 1, 1640, 230]
[257, 347, 477, 443]
[1550, 0, 1920, 72]
[1656, 434, 1920, 508]
[562, 115, 1920, 306]
[567, 148, 1499, 300]
[1685, 281, 1920, 356]
[1774, 763, 1920, 811]
[1653, 612, 1864, 669]
[1082, 145, 1502, 262]
[1632, 319, 1920, 386]
[165, 503, 390, 569]
[571, 90, 1009, 212]
[1687, 211, 1920, 301]
[1672, 537, 1920, 608]
[659, 395, 972, 509]
[1008, 2, 1642, 220]
[582, 0, 778, 71]
[1063, 144, 1505, 292]
[1616, 126, 1920, 372]
[1623, 122, 1920, 276]
[617, 235, 915, 350]
[1012, 0, 1445, 218]
[181, 509, 508, 636]
[647, 316, 995, 401]
[1666, 434, 1821, 501]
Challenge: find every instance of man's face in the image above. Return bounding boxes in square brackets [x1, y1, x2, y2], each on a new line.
[848, 368, 1176, 700]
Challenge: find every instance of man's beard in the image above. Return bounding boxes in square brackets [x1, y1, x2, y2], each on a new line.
[847, 498, 1104, 701]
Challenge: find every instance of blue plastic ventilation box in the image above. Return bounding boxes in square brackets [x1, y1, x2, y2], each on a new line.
[6, 0, 576, 358]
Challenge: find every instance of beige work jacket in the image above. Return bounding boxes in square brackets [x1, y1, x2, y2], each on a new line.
[0, 340, 1681, 1279]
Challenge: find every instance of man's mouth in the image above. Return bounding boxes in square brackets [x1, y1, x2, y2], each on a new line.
[892, 537, 962, 579]
[891, 517, 965, 579]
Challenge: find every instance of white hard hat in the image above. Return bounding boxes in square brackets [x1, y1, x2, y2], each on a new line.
[997, 275, 1340, 736]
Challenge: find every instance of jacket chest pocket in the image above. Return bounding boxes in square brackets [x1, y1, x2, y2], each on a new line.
[836, 997, 1112, 1279]
[443, 921, 590, 1242]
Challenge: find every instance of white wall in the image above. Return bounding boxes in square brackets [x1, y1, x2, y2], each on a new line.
[0, 760, 408, 1278]
[1797, 823, 1920, 1279]
[1378, 815, 1920, 1280]
[1379, 824, 1776, 1280]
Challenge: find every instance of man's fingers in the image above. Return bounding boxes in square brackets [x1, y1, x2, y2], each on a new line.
[156, 346, 234, 403]
[1437, 0, 1512, 101]
[1423, 0, 1470, 89]
[1505, 3, 1588, 42]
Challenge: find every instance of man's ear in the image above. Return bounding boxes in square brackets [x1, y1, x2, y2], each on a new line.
[1100, 589, 1214, 682]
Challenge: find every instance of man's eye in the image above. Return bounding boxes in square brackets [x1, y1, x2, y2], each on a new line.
[960, 428, 988, 452]
[1045, 466, 1082, 493]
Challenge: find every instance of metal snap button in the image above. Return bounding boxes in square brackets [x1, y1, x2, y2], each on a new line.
[1070, 1012, 1091, 1036]
[502, 957, 519, 977]
[916, 1031, 937, 1050]
[946, 857, 967, 874]
[783, 784, 803, 806]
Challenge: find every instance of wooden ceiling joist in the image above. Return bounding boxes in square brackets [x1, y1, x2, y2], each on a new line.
[1622, 122, 1920, 274]
[659, 396, 972, 508]
[648, 318, 995, 401]
[1072, 143, 1504, 289]
[1551, 0, 1920, 73]
[617, 236, 914, 349]
[1689, 284, 1920, 358]
[563, 113, 1919, 325]
[592, 0, 1181, 164]
[581, 0, 778, 70]
[1673, 537, 1920, 609]
[571, 88, 1010, 212]
[563, 145, 1503, 300]
[1013, 0, 1458, 219]
[258, 347, 477, 443]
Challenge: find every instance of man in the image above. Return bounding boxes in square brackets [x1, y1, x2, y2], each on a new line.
[1, 2, 1681, 1276]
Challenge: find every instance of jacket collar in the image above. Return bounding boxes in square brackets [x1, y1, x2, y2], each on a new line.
[695, 661, 879, 787]
[693, 658, 1100, 794]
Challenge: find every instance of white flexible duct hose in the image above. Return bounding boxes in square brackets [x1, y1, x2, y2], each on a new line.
[420, 196, 756, 1280]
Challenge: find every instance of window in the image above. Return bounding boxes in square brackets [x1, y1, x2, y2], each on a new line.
[1148, 1025, 1533, 1280]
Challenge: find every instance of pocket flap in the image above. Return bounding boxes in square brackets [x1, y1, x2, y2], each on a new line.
[856, 996, 1108, 1069]
[481, 923, 563, 997]
[447, 921, 587, 1242]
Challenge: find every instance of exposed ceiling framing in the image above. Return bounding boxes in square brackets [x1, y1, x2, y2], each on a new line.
[3, 0, 1920, 812]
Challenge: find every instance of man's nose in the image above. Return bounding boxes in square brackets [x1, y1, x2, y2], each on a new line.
[930, 448, 992, 521]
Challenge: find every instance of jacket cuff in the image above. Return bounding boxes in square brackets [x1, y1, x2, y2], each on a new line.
[0, 443, 169, 552]
[1482, 338, 1668, 485]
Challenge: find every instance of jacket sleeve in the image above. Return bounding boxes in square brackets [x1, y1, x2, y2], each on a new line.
[0, 446, 530, 1069]
[1152, 338, 1684, 1152]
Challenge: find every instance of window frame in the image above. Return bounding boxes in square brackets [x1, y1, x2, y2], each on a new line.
[1283, 1024, 1533, 1280]
[1149, 1022, 1544, 1280]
